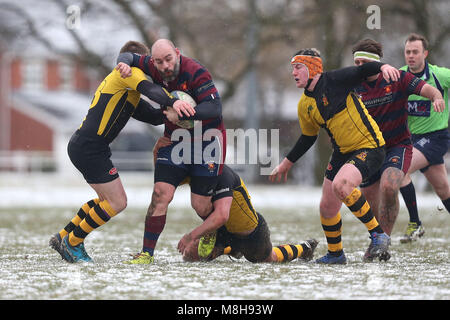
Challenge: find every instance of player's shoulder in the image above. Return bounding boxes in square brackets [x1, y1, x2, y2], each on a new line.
[398, 69, 414, 81]
[130, 66, 146, 75]
[181, 55, 209, 74]
[298, 92, 315, 106]
[220, 165, 241, 188]
[429, 63, 450, 77]
[111, 67, 147, 82]
[110, 66, 143, 77]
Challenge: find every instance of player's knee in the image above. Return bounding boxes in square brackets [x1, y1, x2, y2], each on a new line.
[116, 197, 127, 213]
[107, 193, 127, 213]
[320, 200, 334, 215]
[432, 181, 450, 199]
[152, 186, 174, 206]
[331, 178, 349, 200]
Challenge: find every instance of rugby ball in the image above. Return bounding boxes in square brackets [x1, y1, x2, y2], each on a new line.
[170, 90, 198, 129]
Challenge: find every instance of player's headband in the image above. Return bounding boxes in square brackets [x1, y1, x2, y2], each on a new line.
[353, 51, 381, 62]
[290, 55, 323, 79]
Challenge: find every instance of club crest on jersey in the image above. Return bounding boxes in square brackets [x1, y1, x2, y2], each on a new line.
[206, 161, 216, 173]
[385, 85, 392, 94]
[389, 156, 400, 164]
[322, 94, 329, 106]
[356, 151, 367, 162]
[109, 167, 118, 175]
[180, 82, 188, 91]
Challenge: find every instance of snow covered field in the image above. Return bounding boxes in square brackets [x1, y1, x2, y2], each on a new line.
[0, 173, 448, 301]
[0, 172, 444, 209]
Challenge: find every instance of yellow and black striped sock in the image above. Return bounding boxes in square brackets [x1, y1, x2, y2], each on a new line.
[343, 188, 383, 235]
[68, 200, 117, 247]
[58, 199, 100, 240]
[273, 244, 308, 262]
[321, 212, 343, 257]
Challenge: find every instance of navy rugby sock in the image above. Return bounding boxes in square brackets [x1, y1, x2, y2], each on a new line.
[400, 182, 421, 224]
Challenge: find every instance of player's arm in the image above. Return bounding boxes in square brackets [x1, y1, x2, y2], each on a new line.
[136, 80, 179, 107]
[286, 134, 318, 163]
[132, 99, 165, 125]
[419, 83, 445, 112]
[171, 97, 222, 121]
[178, 66, 222, 121]
[330, 62, 399, 87]
[116, 52, 148, 75]
[114, 61, 177, 107]
[177, 197, 232, 255]
[269, 134, 317, 183]
[117, 65, 195, 117]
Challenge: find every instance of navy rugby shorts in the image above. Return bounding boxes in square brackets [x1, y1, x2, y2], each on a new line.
[412, 129, 450, 172]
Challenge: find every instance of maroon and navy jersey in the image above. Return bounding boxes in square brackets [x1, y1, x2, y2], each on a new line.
[133, 54, 224, 137]
[354, 71, 426, 148]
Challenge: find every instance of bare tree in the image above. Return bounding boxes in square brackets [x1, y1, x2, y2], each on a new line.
[1, 0, 448, 184]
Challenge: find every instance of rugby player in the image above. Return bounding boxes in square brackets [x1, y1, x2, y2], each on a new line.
[351, 39, 444, 260]
[399, 33, 450, 242]
[269, 48, 399, 264]
[49, 41, 193, 263]
[116, 39, 226, 263]
[125, 137, 318, 264]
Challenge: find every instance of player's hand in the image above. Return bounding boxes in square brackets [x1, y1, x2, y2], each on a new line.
[115, 62, 132, 78]
[177, 233, 195, 255]
[173, 100, 196, 118]
[152, 136, 172, 166]
[433, 98, 445, 112]
[153, 136, 172, 156]
[380, 64, 400, 82]
[163, 107, 179, 124]
[154, 136, 172, 151]
[268, 158, 293, 183]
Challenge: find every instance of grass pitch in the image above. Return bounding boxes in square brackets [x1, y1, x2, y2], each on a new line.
[0, 203, 448, 300]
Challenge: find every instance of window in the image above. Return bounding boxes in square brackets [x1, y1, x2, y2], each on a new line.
[23, 59, 44, 91]
[60, 60, 74, 90]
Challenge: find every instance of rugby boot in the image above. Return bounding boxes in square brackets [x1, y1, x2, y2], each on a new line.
[49, 233, 64, 258]
[299, 239, 319, 261]
[198, 231, 217, 259]
[315, 251, 347, 265]
[367, 232, 391, 262]
[123, 251, 154, 264]
[60, 235, 93, 263]
[400, 222, 425, 243]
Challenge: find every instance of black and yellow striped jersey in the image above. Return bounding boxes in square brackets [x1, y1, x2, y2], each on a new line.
[78, 67, 172, 143]
[298, 65, 385, 154]
[211, 165, 259, 233]
[181, 165, 259, 233]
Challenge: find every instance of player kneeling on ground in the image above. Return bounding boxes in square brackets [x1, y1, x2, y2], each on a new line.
[127, 137, 318, 264]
